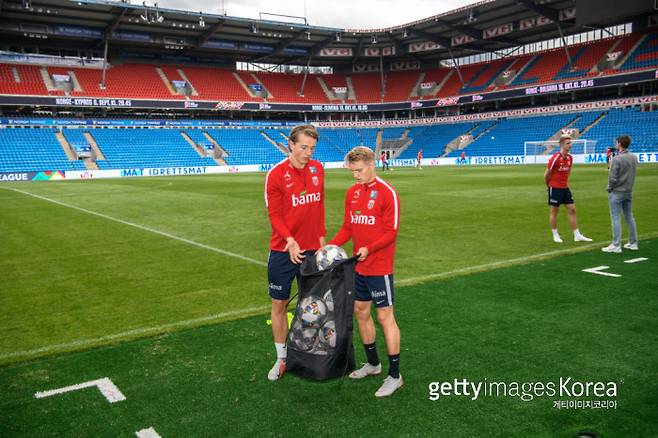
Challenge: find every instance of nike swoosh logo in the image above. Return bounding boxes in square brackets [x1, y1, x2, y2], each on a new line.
[286, 183, 294, 188]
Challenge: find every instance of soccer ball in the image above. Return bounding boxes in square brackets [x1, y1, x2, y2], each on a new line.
[323, 289, 334, 312]
[319, 320, 336, 348]
[316, 245, 348, 271]
[289, 320, 318, 351]
[313, 343, 329, 355]
[301, 327, 319, 350]
[288, 320, 306, 350]
[298, 296, 327, 328]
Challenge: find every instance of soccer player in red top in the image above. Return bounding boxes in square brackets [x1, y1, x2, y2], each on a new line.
[544, 135, 592, 243]
[329, 146, 402, 397]
[264, 124, 326, 381]
[416, 149, 423, 170]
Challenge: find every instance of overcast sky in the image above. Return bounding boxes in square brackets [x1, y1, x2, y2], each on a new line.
[155, 0, 483, 29]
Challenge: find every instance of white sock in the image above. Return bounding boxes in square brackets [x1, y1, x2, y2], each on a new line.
[552, 229, 560, 237]
[573, 229, 581, 237]
[275, 342, 287, 361]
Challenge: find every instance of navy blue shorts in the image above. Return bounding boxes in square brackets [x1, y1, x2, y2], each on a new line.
[355, 273, 394, 308]
[548, 187, 574, 206]
[267, 250, 314, 300]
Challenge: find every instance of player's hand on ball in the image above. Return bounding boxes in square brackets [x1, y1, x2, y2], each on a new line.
[356, 247, 369, 262]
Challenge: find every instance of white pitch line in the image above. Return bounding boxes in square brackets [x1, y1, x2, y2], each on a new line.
[582, 265, 622, 278]
[397, 242, 604, 286]
[5, 187, 267, 267]
[398, 232, 658, 287]
[35, 377, 126, 403]
[3, 188, 657, 361]
[0, 305, 271, 361]
[625, 257, 648, 264]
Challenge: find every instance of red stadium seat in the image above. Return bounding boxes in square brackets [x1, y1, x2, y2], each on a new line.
[350, 73, 383, 103]
[181, 66, 252, 100]
[383, 71, 422, 102]
[1, 30, 657, 102]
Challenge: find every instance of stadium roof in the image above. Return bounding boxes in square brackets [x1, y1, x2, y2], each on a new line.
[0, 0, 653, 68]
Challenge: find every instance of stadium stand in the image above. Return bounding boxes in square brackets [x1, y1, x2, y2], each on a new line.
[0, 128, 86, 172]
[2, 31, 657, 102]
[317, 128, 357, 157]
[619, 32, 658, 71]
[204, 128, 285, 165]
[447, 113, 577, 157]
[62, 129, 92, 154]
[180, 66, 251, 101]
[86, 129, 215, 169]
[0, 64, 49, 95]
[71, 64, 180, 99]
[582, 107, 658, 153]
[255, 72, 329, 103]
[350, 73, 384, 102]
[2, 104, 658, 172]
[417, 68, 452, 97]
[436, 63, 484, 97]
[460, 58, 515, 94]
[510, 51, 566, 86]
[184, 129, 214, 150]
[383, 71, 422, 102]
[320, 74, 352, 101]
[554, 39, 615, 79]
[399, 123, 482, 158]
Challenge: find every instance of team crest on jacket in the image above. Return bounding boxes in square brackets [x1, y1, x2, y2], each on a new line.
[312, 176, 319, 186]
[284, 171, 292, 181]
[367, 199, 375, 209]
[369, 190, 378, 199]
[309, 166, 317, 174]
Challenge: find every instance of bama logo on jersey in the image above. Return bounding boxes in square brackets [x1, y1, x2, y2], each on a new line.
[291, 191, 321, 207]
[350, 210, 376, 225]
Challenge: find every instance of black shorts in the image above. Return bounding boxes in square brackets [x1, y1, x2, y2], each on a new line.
[548, 187, 574, 206]
[267, 250, 314, 300]
[355, 273, 394, 308]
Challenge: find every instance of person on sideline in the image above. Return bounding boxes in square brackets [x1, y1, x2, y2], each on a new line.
[602, 135, 638, 253]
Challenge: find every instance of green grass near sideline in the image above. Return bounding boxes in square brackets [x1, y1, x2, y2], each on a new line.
[1, 164, 657, 365]
[1, 245, 656, 437]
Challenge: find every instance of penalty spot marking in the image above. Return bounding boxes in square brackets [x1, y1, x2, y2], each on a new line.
[625, 257, 648, 264]
[5, 187, 266, 267]
[35, 377, 126, 403]
[582, 266, 621, 278]
[136, 427, 162, 438]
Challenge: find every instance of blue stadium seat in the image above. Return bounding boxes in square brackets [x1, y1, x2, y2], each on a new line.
[0, 128, 86, 172]
[87, 129, 216, 170]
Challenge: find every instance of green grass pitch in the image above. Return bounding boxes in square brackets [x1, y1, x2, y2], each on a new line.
[1, 164, 657, 436]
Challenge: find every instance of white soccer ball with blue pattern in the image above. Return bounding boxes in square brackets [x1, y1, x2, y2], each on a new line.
[316, 245, 348, 271]
[319, 320, 336, 348]
[298, 296, 327, 328]
[301, 327, 319, 350]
